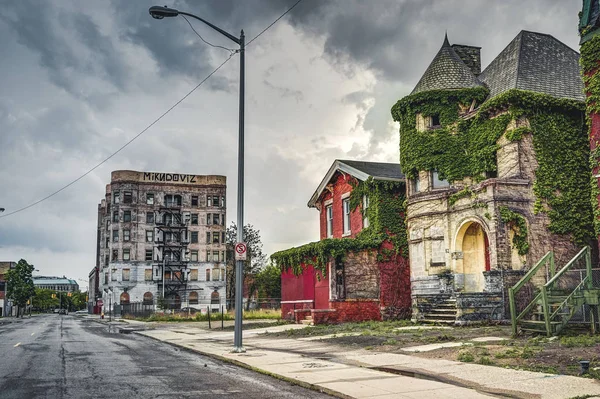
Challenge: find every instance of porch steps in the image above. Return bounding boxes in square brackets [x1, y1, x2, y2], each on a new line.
[422, 297, 457, 325]
[300, 315, 314, 326]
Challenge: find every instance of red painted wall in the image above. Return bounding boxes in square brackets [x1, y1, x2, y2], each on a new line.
[378, 241, 412, 319]
[319, 173, 364, 240]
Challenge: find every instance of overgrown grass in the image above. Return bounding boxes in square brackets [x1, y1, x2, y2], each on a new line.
[457, 350, 475, 363]
[278, 320, 415, 338]
[560, 334, 600, 348]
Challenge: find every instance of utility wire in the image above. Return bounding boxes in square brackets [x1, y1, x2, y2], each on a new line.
[180, 15, 236, 54]
[0, 0, 304, 220]
[0, 52, 236, 220]
[246, 0, 304, 47]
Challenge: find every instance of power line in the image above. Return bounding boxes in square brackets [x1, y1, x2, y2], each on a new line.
[180, 15, 236, 54]
[0, 52, 236, 220]
[246, 0, 304, 47]
[0, 0, 304, 220]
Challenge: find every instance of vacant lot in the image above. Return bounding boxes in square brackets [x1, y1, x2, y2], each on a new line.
[266, 321, 600, 379]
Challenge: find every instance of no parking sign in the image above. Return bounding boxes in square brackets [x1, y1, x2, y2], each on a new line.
[235, 242, 247, 261]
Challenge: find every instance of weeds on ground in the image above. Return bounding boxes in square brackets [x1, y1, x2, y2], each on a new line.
[457, 350, 475, 362]
[559, 335, 600, 348]
[132, 308, 282, 322]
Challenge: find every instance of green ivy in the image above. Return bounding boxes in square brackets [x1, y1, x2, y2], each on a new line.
[391, 87, 593, 247]
[499, 206, 530, 256]
[580, 34, 600, 237]
[271, 178, 407, 276]
[448, 188, 474, 207]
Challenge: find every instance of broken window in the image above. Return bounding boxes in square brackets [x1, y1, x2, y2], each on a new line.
[145, 249, 153, 261]
[212, 232, 220, 244]
[123, 249, 130, 261]
[432, 171, 450, 189]
[191, 196, 198, 206]
[221, 232, 225, 244]
[165, 194, 182, 207]
[112, 249, 118, 262]
[206, 232, 211, 244]
[220, 251, 225, 262]
[213, 214, 219, 225]
[123, 229, 130, 242]
[191, 214, 199, 225]
[123, 211, 131, 222]
[430, 114, 441, 127]
[207, 213, 212, 225]
[113, 230, 119, 242]
[191, 231, 198, 244]
[105, 255, 109, 266]
[146, 212, 154, 224]
[113, 211, 119, 223]
[213, 196, 220, 207]
[123, 191, 132, 204]
[326, 205, 333, 238]
[113, 191, 120, 204]
[146, 230, 154, 243]
[146, 193, 154, 205]
[191, 250, 198, 262]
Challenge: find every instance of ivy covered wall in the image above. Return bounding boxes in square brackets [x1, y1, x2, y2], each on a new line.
[391, 87, 594, 247]
[271, 177, 406, 277]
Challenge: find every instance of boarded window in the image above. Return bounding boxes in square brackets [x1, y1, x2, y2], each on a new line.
[146, 230, 153, 242]
[206, 269, 211, 281]
[143, 292, 153, 304]
[212, 268, 220, 281]
[120, 292, 130, 304]
[189, 291, 199, 304]
[211, 291, 220, 304]
[190, 269, 198, 281]
[191, 251, 198, 262]
[145, 269, 152, 281]
[122, 268, 130, 281]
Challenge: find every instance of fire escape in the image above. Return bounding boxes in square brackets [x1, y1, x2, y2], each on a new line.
[155, 195, 189, 309]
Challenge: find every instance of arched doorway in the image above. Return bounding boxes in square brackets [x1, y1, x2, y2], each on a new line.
[120, 292, 130, 304]
[454, 221, 490, 292]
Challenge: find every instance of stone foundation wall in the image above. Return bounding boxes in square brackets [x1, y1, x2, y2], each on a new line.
[456, 292, 504, 323]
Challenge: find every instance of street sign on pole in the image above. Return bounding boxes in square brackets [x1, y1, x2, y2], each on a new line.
[235, 242, 247, 261]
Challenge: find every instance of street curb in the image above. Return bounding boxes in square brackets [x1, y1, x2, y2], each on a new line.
[135, 331, 352, 399]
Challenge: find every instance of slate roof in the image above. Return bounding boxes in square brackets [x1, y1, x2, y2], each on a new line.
[411, 34, 485, 95]
[307, 160, 404, 208]
[479, 31, 585, 101]
[411, 31, 585, 102]
[337, 160, 404, 180]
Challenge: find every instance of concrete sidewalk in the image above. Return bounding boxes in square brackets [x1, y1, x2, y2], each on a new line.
[135, 323, 600, 399]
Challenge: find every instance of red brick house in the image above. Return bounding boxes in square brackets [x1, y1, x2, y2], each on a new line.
[272, 160, 411, 324]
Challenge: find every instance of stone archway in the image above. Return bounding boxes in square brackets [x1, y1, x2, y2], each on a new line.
[454, 221, 490, 292]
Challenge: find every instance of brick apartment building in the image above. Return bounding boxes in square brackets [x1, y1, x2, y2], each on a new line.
[94, 170, 227, 314]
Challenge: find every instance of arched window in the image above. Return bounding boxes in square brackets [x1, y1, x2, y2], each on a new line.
[211, 290, 220, 304]
[120, 292, 130, 304]
[189, 291, 198, 305]
[143, 292, 153, 305]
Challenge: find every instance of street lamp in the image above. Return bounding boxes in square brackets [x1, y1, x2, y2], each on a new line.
[149, 5, 246, 353]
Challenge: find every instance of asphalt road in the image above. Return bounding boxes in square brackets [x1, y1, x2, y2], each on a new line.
[0, 314, 333, 399]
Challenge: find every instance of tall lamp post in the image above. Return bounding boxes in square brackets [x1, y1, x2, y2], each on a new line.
[148, 5, 246, 352]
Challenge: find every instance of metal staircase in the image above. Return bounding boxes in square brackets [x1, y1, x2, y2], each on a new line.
[509, 246, 600, 336]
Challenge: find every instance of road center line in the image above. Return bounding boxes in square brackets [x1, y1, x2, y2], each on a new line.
[14, 342, 20, 347]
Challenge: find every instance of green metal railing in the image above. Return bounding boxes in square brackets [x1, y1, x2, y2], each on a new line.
[508, 251, 554, 336]
[509, 246, 591, 336]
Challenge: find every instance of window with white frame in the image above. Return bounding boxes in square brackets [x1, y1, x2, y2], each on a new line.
[342, 198, 351, 235]
[326, 205, 333, 238]
[191, 250, 198, 262]
[363, 195, 370, 228]
[123, 248, 131, 261]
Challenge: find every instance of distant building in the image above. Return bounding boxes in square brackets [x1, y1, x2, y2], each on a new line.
[88, 266, 100, 314]
[96, 170, 227, 314]
[0, 261, 15, 317]
[33, 276, 79, 292]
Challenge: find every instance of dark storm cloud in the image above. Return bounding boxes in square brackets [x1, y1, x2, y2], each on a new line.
[0, 1, 129, 100]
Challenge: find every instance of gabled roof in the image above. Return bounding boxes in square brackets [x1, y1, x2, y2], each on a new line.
[411, 34, 485, 95]
[307, 160, 404, 208]
[478, 30, 584, 101]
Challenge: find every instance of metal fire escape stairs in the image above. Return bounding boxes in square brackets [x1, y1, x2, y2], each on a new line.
[155, 199, 190, 308]
[509, 246, 600, 336]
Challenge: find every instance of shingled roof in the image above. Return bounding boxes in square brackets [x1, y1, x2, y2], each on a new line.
[479, 30, 584, 101]
[410, 31, 584, 102]
[307, 160, 404, 208]
[411, 34, 485, 95]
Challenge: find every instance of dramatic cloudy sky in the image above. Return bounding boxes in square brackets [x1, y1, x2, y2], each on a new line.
[0, 0, 582, 290]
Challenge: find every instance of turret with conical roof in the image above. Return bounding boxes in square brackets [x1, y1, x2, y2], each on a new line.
[411, 34, 484, 95]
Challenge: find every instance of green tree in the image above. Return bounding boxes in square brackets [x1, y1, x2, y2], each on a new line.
[255, 263, 281, 300]
[225, 223, 267, 310]
[32, 288, 59, 311]
[6, 259, 35, 317]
